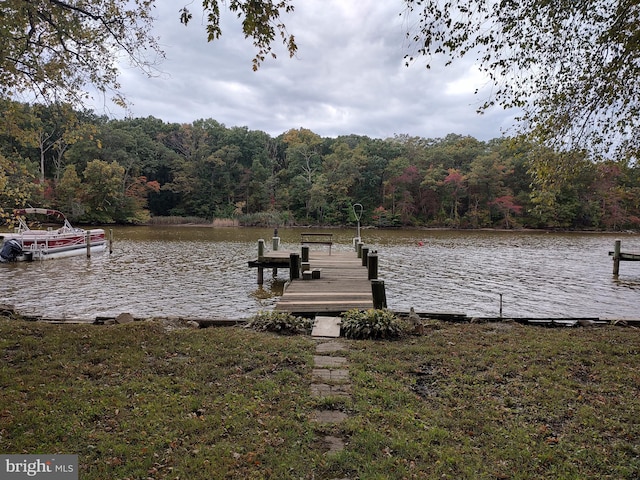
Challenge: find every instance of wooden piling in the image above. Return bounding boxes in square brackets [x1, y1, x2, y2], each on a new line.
[257, 239, 266, 284]
[86, 232, 91, 258]
[367, 251, 378, 280]
[608, 240, 640, 274]
[361, 246, 369, 267]
[109, 229, 113, 254]
[272, 236, 279, 277]
[613, 239, 621, 276]
[289, 253, 300, 280]
[371, 279, 387, 309]
[301, 245, 310, 262]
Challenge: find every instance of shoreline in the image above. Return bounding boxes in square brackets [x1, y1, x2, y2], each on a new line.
[3, 304, 639, 328]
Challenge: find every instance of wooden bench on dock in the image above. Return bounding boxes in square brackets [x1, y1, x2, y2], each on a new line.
[301, 233, 333, 255]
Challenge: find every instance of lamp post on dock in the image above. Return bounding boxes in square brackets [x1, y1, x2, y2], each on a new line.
[352, 203, 363, 249]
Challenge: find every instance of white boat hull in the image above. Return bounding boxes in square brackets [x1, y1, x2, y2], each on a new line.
[1, 208, 107, 262]
[15, 242, 107, 261]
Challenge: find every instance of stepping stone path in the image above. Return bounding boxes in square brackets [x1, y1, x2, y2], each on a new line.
[310, 337, 352, 457]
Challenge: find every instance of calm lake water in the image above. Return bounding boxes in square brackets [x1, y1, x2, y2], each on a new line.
[1, 227, 638, 321]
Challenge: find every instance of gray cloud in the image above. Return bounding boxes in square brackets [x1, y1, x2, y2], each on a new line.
[102, 1, 518, 140]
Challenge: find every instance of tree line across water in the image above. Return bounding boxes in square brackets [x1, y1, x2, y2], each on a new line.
[1, 101, 638, 230]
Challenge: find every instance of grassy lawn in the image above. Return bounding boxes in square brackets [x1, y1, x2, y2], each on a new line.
[1, 318, 639, 479]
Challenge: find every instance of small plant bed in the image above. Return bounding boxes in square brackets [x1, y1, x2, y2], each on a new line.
[340, 308, 405, 339]
[245, 310, 314, 335]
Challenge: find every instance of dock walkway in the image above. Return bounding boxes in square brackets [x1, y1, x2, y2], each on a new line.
[275, 251, 373, 315]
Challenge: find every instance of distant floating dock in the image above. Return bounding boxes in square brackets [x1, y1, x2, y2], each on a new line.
[609, 239, 640, 275]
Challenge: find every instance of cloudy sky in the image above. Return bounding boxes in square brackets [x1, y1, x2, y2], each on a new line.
[103, 1, 518, 141]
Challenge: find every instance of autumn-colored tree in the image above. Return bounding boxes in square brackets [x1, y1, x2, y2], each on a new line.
[528, 146, 596, 228]
[441, 168, 467, 226]
[1, 0, 159, 105]
[282, 128, 323, 220]
[404, 0, 640, 158]
[387, 165, 422, 225]
[179, 0, 297, 71]
[55, 165, 83, 217]
[0, 153, 38, 223]
[420, 164, 447, 223]
[466, 152, 513, 227]
[591, 161, 640, 230]
[321, 142, 366, 223]
[1, 1, 295, 105]
[124, 176, 161, 223]
[81, 160, 126, 223]
[489, 195, 523, 229]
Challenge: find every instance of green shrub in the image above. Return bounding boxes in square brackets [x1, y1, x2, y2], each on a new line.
[245, 311, 313, 335]
[340, 308, 404, 340]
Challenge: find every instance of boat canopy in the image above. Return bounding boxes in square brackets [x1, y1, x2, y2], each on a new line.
[13, 208, 75, 233]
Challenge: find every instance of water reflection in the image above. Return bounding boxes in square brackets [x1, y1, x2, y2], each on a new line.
[251, 280, 286, 300]
[0, 226, 638, 320]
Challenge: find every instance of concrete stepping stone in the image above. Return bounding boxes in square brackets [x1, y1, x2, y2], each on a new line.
[312, 316, 342, 337]
[315, 340, 347, 354]
[311, 382, 351, 397]
[321, 435, 346, 455]
[313, 355, 347, 368]
[312, 368, 349, 383]
[311, 410, 348, 424]
[310, 339, 351, 463]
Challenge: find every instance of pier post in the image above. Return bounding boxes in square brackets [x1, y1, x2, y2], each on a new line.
[109, 229, 113, 254]
[271, 234, 280, 276]
[301, 245, 310, 262]
[290, 253, 300, 280]
[357, 241, 364, 258]
[86, 232, 91, 258]
[361, 246, 369, 267]
[367, 251, 378, 280]
[257, 239, 266, 284]
[371, 279, 387, 309]
[613, 239, 621, 276]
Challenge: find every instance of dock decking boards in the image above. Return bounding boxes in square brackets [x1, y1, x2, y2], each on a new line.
[276, 251, 373, 315]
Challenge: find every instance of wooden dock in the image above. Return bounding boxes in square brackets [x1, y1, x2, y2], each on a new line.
[275, 251, 374, 315]
[608, 239, 640, 275]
